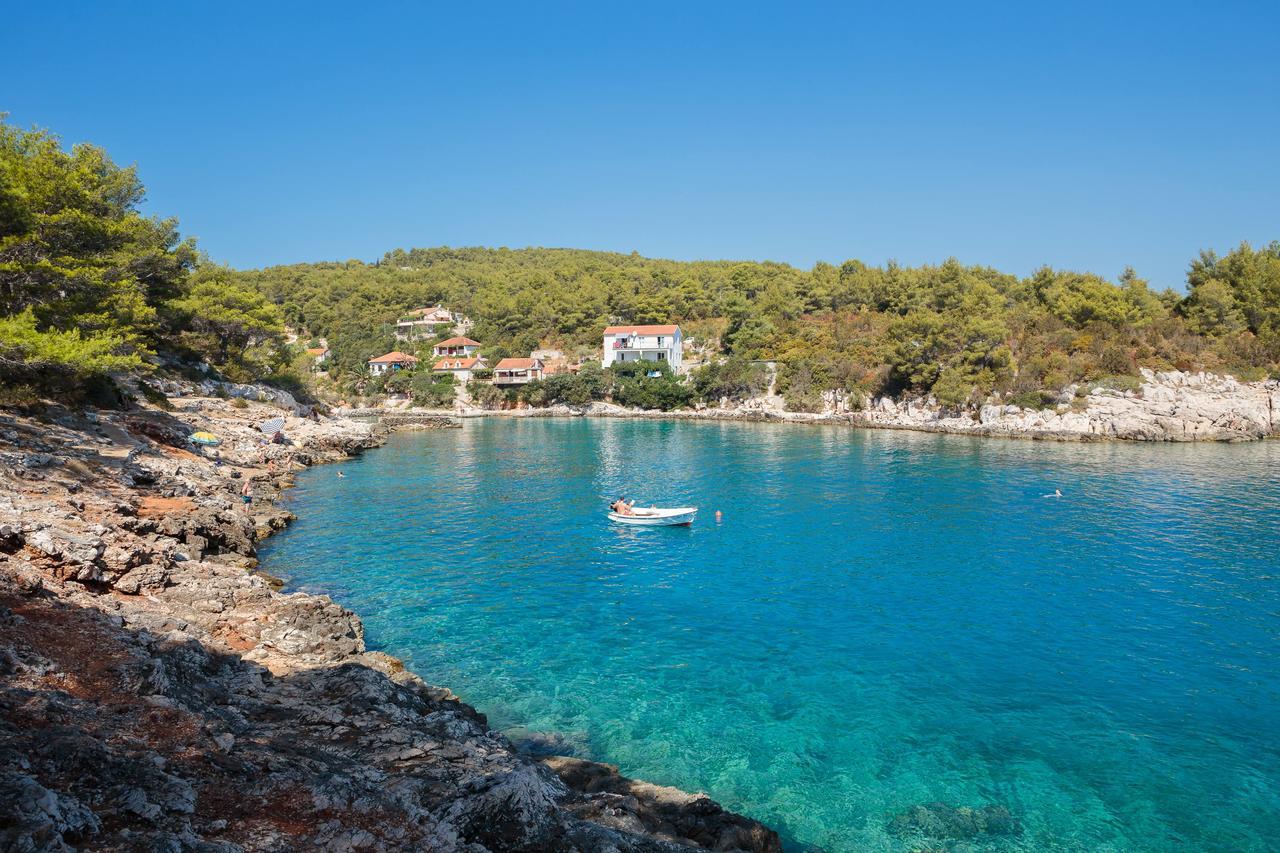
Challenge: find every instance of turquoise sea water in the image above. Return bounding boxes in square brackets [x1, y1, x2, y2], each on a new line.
[258, 420, 1280, 851]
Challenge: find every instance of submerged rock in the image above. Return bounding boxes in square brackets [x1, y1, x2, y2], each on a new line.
[887, 801, 1021, 840]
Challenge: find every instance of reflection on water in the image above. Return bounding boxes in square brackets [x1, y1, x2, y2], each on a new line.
[260, 420, 1280, 852]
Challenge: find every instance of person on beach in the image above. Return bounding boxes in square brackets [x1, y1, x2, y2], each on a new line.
[241, 480, 253, 510]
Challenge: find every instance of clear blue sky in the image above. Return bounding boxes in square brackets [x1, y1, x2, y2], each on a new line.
[4, 1, 1277, 289]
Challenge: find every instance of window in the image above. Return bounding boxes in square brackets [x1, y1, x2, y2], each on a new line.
[657, 352, 666, 361]
[657, 336, 664, 346]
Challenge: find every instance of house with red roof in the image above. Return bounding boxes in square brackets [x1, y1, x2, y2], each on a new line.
[432, 336, 482, 358]
[432, 355, 487, 383]
[492, 357, 544, 386]
[367, 351, 419, 376]
[602, 324, 682, 371]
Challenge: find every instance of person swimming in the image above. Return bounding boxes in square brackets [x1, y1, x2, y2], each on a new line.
[1043, 488, 1063, 498]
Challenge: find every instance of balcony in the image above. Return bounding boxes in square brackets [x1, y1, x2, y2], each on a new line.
[493, 372, 537, 385]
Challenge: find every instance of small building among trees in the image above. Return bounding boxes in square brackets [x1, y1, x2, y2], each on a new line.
[492, 357, 545, 386]
[367, 351, 419, 376]
[433, 337, 482, 358]
[602, 325, 682, 371]
[433, 356, 487, 383]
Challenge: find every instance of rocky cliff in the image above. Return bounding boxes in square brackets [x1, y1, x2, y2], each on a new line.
[0, 394, 779, 852]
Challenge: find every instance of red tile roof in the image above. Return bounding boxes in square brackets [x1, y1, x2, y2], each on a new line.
[435, 337, 480, 347]
[494, 357, 542, 370]
[368, 351, 419, 364]
[305, 347, 328, 356]
[603, 324, 679, 335]
[433, 357, 483, 370]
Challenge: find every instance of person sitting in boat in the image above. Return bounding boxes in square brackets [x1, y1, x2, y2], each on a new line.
[610, 497, 634, 516]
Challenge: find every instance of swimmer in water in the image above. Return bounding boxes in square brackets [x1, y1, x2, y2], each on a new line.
[1043, 488, 1062, 498]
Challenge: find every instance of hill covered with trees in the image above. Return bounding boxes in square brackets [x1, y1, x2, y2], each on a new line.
[238, 242, 1280, 411]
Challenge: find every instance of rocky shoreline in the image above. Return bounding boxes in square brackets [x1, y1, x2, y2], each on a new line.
[348, 368, 1280, 443]
[0, 393, 780, 852]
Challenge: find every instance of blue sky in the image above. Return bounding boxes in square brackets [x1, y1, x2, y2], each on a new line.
[4, 1, 1277, 289]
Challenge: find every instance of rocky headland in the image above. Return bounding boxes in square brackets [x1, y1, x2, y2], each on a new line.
[0, 389, 779, 852]
[355, 368, 1278, 442]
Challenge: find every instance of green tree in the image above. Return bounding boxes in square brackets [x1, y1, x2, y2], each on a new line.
[0, 118, 196, 388]
[168, 267, 286, 380]
[1182, 278, 1247, 336]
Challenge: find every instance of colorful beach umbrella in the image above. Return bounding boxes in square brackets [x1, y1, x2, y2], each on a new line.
[189, 431, 221, 446]
[258, 417, 286, 435]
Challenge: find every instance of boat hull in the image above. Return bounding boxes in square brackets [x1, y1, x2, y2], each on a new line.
[608, 508, 698, 526]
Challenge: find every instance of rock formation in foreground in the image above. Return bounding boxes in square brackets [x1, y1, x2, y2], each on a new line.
[0, 394, 779, 852]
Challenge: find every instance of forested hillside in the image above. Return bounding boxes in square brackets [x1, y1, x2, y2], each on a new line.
[238, 242, 1280, 410]
[3, 116, 1277, 413]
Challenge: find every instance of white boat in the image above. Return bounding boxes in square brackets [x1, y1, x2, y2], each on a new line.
[608, 506, 698, 526]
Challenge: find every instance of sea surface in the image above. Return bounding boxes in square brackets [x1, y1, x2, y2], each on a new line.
[258, 419, 1280, 851]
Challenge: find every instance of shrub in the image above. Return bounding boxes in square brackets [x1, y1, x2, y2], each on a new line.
[1090, 375, 1142, 394]
[608, 361, 693, 411]
[470, 383, 505, 409]
[692, 357, 770, 403]
[1007, 390, 1055, 411]
[1097, 344, 1134, 376]
[230, 397, 248, 409]
[0, 383, 42, 409]
[138, 382, 173, 411]
[784, 387, 825, 412]
[409, 371, 455, 407]
[930, 367, 976, 408]
[1228, 365, 1269, 382]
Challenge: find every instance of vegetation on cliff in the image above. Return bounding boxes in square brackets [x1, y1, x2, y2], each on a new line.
[0, 118, 297, 402]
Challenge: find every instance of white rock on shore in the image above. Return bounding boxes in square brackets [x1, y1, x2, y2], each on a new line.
[858, 369, 1279, 441]
[342, 368, 1277, 442]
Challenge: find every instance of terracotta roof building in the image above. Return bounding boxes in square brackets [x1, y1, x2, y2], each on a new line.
[492, 357, 545, 386]
[367, 351, 419, 376]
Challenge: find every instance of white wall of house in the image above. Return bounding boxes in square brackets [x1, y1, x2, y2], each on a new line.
[369, 360, 413, 376]
[602, 328, 682, 371]
[433, 359, 485, 382]
[433, 343, 481, 357]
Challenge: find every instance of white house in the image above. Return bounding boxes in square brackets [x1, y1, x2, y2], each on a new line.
[492, 357, 544, 386]
[433, 337, 482, 358]
[367, 351, 418, 376]
[432, 355, 486, 383]
[602, 324, 682, 371]
[395, 306, 455, 341]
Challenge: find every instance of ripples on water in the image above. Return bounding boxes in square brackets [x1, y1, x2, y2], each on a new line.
[259, 420, 1280, 852]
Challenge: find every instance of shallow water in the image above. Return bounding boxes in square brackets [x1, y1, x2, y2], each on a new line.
[259, 419, 1280, 851]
